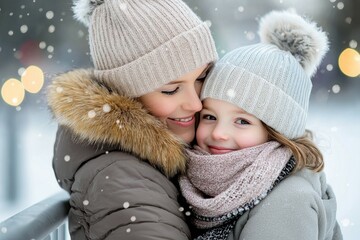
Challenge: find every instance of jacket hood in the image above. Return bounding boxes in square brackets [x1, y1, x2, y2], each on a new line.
[47, 69, 187, 177]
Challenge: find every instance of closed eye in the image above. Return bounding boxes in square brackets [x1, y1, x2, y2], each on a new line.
[161, 87, 179, 95]
[196, 67, 211, 82]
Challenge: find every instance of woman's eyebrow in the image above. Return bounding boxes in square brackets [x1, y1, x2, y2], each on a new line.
[166, 80, 183, 85]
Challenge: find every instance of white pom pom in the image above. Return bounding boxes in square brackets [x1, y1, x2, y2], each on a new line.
[259, 9, 329, 77]
[72, 0, 104, 26]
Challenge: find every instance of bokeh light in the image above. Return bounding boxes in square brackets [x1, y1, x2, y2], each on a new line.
[1, 78, 25, 106]
[338, 48, 360, 77]
[21, 65, 44, 93]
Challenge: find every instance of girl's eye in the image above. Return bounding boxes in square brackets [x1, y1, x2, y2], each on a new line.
[161, 87, 179, 95]
[235, 118, 250, 125]
[202, 114, 216, 121]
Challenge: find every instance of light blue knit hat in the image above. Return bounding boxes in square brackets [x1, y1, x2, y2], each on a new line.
[201, 10, 329, 139]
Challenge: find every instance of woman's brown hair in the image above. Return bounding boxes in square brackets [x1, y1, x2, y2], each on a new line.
[264, 124, 324, 173]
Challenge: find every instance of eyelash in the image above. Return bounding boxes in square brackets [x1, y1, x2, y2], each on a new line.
[161, 87, 179, 95]
[235, 118, 250, 125]
[202, 114, 216, 120]
[196, 69, 210, 82]
[202, 114, 251, 125]
[161, 69, 209, 95]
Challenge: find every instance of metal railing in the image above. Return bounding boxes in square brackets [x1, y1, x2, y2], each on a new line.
[0, 192, 70, 240]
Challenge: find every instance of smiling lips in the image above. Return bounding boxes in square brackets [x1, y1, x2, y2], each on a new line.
[168, 116, 195, 127]
[208, 145, 235, 155]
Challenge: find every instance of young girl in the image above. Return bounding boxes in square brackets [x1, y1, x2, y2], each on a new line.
[179, 10, 343, 240]
[47, 0, 217, 239]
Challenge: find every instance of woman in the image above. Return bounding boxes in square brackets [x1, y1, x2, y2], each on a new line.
[47, 0, 217, 239]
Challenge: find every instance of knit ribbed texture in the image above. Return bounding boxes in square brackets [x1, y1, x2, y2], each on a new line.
[202, 44, 311, 139]
[179, 141, 292, 228]
[88, 0, 218, 97]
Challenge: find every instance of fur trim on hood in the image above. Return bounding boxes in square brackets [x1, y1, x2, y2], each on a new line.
[47, 69, 187, 177]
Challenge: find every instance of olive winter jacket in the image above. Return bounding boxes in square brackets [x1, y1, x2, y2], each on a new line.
[47, 69, 191, 240]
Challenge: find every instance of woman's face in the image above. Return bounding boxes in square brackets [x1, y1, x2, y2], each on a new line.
[140, 64, 209, 144]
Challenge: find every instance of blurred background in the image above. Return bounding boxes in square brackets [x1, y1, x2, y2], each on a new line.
[0, 0, 359, 239]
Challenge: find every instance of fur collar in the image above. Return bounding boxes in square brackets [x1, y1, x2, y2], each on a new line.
[47, 69, 187, 177]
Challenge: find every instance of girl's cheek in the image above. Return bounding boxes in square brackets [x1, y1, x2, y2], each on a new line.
[196, 124, 208, 145]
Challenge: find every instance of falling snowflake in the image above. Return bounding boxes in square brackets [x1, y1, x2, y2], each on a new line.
[330, 126, 338, 132]
[83, 200, 89, 206]
[1, 227, 7, 233]
[46, 11, 54, 19]
[349, 40, 357, 49]
[326, 64, 333, 71]
[20, 25, 28, 33]
[337, 2, 344, 10]
[39, 41, 46, 49]
[341, 218, 351, 227]
[64, 155, 71, 162]
[47, 45, 54, 53]
[18, 67, 26, 76]
[103, 104, 111, 113]
[245, 31, 255, 41]
[130, 216, 136, 222]
[48, 25, 55, 33]
[88, 110, 96, 118]
[123, 202, 130, 209]
[332, 84, 340, 94]
[126, 228, 131, 233]
[56, 87, 63, 93]
[205, 20, 212, 27]
[178, 207, 184, 212]
[238, 6, 244, 12]
[226, 89, 236, 98]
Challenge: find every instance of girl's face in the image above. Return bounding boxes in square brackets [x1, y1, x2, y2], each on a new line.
[140, 65, 210, 144]
[196, 98, 269, 154]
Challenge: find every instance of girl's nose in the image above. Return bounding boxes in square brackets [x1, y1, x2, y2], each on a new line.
[211, 124, 229, 141]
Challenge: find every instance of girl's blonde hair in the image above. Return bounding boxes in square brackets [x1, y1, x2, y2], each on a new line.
[264, 124, 324, 173]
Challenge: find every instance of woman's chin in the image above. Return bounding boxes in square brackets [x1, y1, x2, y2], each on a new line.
[170, 129, 194, 144]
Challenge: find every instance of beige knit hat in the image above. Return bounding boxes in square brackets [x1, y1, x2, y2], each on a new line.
[201, 10, 329, 139]
[72, 0, 218, 97]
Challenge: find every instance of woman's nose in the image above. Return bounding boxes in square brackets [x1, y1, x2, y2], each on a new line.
[183, 89, 202, 112]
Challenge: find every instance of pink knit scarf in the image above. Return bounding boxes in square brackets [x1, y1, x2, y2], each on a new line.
[179, 141, 292, 228]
